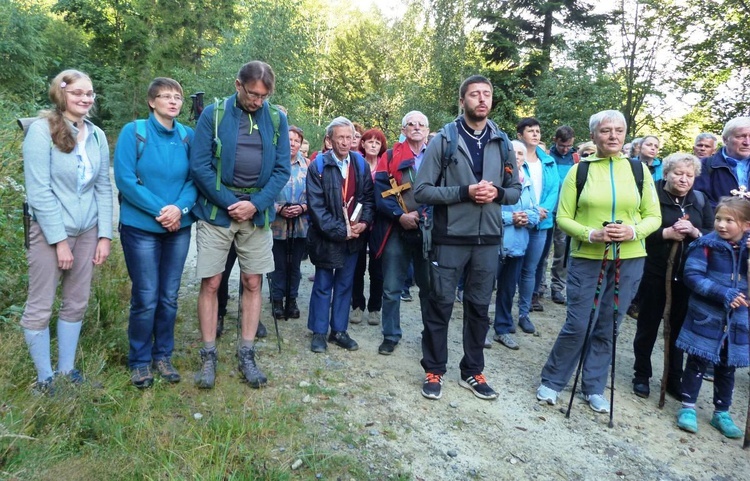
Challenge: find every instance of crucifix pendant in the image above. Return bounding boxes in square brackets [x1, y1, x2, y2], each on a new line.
[477, 139, 482, 148]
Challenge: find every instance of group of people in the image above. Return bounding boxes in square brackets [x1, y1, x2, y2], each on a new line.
[19, 61, 750, 441]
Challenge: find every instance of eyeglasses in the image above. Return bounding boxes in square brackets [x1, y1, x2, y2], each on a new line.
[404, 121, 427, 128]
[65, 90, 96, 99]
[240, 84, 270, 101]
[155, 94, 183, 102]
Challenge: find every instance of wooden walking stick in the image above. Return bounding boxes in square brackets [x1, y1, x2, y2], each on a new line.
[743, 255, 750, 449]
[658, 241, 680, 408]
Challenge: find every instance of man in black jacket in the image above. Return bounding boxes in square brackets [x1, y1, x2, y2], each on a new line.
[306, 116, 375, 353]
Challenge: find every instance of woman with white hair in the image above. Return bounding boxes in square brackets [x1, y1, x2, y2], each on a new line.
[536, 110, 661, 414]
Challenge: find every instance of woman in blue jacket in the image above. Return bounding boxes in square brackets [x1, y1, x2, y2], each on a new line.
[114, 78, 197, 388]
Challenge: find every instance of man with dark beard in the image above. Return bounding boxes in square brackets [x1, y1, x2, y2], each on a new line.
[414, 75, 521, 401]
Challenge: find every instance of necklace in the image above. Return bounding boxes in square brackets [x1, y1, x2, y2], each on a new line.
[459, 121, 488, 149]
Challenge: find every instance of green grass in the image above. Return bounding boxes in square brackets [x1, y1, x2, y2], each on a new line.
[0, 115, 403, 480]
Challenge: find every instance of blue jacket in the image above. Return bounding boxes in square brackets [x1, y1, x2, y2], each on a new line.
[523, 146, 559, 230]
[501, 174, 539, 257]
[677, 231, 750, 367]
[693, 149, 741, 209]
[115, 114, 197, 233]
[548, 144, 576, 188]
[189, 94, 290, 227]
[639, 157, 663, 182]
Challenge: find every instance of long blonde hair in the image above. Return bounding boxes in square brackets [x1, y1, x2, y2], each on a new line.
[39, 69, 93, 153]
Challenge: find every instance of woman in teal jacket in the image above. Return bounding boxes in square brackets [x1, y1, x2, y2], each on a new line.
[114, 77, 196, 388]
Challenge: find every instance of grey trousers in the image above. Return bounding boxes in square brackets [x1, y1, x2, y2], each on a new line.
[540, 256, 644, 395]
[550, 223, 568, 294]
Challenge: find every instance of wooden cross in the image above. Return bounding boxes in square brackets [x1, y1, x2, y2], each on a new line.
[381, 177, 412, 213]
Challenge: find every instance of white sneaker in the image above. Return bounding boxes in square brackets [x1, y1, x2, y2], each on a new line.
[584, 393, 610, 413]
[350, 308, 364, 324]
[536, 384, 558, 405]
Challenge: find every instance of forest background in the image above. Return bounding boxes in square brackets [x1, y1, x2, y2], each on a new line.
[3, 0, 750, 150]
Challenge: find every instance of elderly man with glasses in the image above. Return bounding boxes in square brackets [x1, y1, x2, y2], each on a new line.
[189, 61, 290, 390]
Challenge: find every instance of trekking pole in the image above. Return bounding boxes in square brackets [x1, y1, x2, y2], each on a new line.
[608, 220, 623, 428]
[266, 273, 282, 353]
[658, 241, 680, 408]
[566, 224, 612, 418]
[743, 254, 750, 448]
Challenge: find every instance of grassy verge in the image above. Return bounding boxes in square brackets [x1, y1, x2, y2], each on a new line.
[0, 117, 402, 480]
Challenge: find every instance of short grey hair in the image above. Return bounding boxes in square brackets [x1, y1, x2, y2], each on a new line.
[325, 116, 355, 138]
[695, 132, 718, 144]
[629, 137, 643, 157]
[722, 117, 750, 140]
[402, 111, 428, 128]
[662, 152, 702, 177]
[511, 140, 527, 157]
[589, 110, 627, 134]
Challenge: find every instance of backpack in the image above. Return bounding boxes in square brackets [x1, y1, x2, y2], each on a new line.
[314, 150, 366, 177]
[212, 97, 281, 160]
[575, 158, 644, 206]
[437, 119, 512, 185]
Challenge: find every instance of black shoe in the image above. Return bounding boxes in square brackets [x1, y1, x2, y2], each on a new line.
[328, 331, 359, 351]
[311, 333, 327, 353]
[272, 300, 285, 320]
[551, 291, 566, 304]
[531, 293, 544, 312]
[518, 315, 536, 334]
[459, 373, 498, 400]
[666, 383, 682, 400]
[256, 321, 268, 338]
[285, 298, 300, 319]
[633, 382, 650, 399]
[216, 315, 225, 338]
[378, 339, 397, 355]
[627, 303, 639, 319]
[401, 289, 413, 302]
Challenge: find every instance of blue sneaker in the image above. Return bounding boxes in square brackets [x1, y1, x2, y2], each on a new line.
[677, 408, 698, 433]
[710, 411, 743, 439]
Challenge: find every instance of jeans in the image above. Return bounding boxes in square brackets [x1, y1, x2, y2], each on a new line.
[381, 234, 429, 342]
[534, 227, 554, 294]
[120, 224, 191, 368]
[493, 255, 524, 335]
[308, 251, 359, 334]
[518, 228, 548, 316]
[271, 238, 306, 301]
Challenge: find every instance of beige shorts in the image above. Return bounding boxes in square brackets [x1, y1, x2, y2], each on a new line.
[195, 220, 274, 278]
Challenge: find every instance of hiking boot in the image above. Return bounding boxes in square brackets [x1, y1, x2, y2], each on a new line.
[710, 411, 743, 438]
[216, 315, 225, 338]
[422, 373, 444, 400]
[518, 315, 536, 334]
[531, 293, 544, 312]
[677, 407, 698, 433]
[285, 298, 300, 319]
[378, 339, 397, 355]
[195, 348, 217, 389]
[152, 358, 181, 383]
[459, 373, 498, 400]
[238, 346, 267, 388]
[367, 310, 381, 326]
[633, 382, 650, 399]
[536, 384, 558, 405]
[131, 365, 154, 389]
[311, 333, 327, 353]
[626, 303, 639, 319]
[350, 307, 364, 324]
[256, 321, 268, 338]
[401, 289, 413, 302]
[551, 291, 566, 304]
[272, 300, 285, 320]
[494, 333, 519, 350]
[328, 331, 359, 351]
[585, 393, 610, 413]
[33, 376, 55, 396]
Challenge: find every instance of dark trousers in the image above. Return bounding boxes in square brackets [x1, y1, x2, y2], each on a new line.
[270, 238, 306, 301]
[632, 274, 688, 388]
[218, 243, 239, 318]
[681, 342, 735, 411]
[421, 244, 496, 377]
[351, 242, 383, 312]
